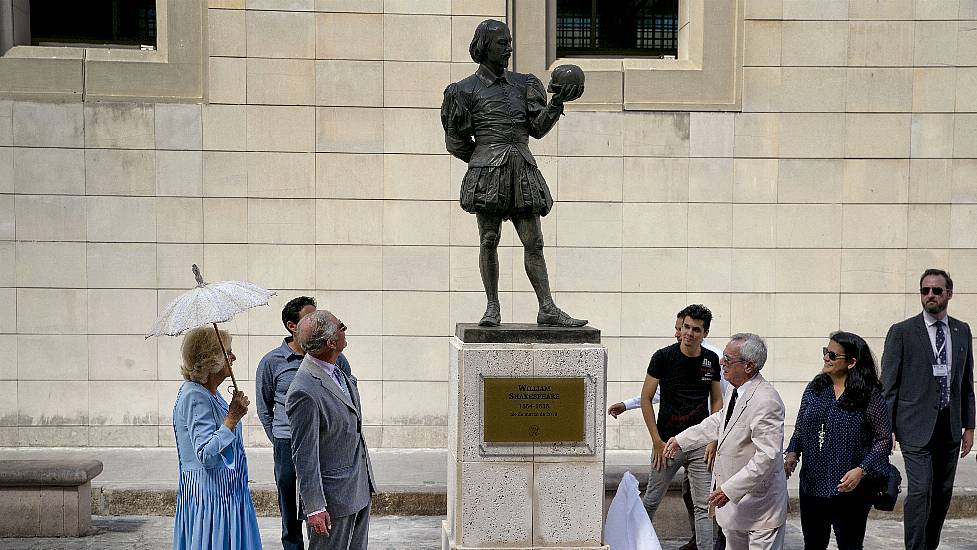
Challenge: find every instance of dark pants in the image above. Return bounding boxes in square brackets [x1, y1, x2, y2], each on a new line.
[713, 522, 725, 550]
[799, 489, 873, 549]
[307, 504, 370, 550]
[901, 410, 961, 550]
[274, 437, 305, 550]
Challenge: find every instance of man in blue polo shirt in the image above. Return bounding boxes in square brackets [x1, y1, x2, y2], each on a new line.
[257, 296, 351, 550]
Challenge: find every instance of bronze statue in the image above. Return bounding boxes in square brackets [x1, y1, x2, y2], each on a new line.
[441, 19, 587, 328]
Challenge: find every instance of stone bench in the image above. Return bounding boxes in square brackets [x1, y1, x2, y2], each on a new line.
[0, 459, 103, 537]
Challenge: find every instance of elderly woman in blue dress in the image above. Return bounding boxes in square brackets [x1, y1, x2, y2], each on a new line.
[784, 331, 892, 550]
[172, 327, 261, 550]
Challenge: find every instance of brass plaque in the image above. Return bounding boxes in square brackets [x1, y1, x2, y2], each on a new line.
[483, 377, 585, 443]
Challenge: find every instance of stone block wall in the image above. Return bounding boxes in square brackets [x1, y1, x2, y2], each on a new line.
[0, 0, 976, 450]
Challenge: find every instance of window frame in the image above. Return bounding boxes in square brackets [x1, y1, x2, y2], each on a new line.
[554, 0, 679, 59]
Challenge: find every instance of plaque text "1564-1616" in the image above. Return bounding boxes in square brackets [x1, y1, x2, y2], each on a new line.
[483, 377, 585, 443]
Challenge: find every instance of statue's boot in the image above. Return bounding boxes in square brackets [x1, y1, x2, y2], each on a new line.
[478, 301, 501, 327]
[536, 304, 587, 327]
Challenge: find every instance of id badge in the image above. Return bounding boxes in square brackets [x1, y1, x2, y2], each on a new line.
[933, 363, 949, 377]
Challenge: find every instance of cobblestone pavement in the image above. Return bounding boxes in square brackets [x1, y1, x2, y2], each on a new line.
[1, 515, 975, 549]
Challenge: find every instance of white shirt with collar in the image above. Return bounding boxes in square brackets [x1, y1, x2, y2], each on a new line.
[923, 309, 953, 373]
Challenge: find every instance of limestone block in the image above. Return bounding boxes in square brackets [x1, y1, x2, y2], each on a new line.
[840, 249, 907, 293]
[385, 0, 450, 13]
[16, 242, 86, 288]
[382, 200, 450, 244]
[733, 113, 779, 158]
[382, 245, 449, 290]
[557, 157, 622, 202]
[843, 159, 910, 203]
[86, 243, 156, 288]
[785, 68, 848, 113]
[202, 152, 247, 196]
[908, 204, 951, 247]
[772, 294, 840, 338]
[555, 111, 624, 157]
[316, 0, 381, 11]
[911, 114, 954, 159]
[620, 293, 688, 338]
[778, 159, 843, 203]
[247, 244, 316, 289]
[957, 69, 977, 112]
[912, 68, 956, 113]
[687, 247, 732, 293]
[451, 15, 486, 62]
[557, 203, 622, 247]
[914, 21, 958, 67]
[203, 198, 247, 243]
[449, 246, 513, 292]
[689, 158, 733, 203]
[17, 336, 88, 380]
[846, 68, 913, 112]
[247, 198, 314, 244]
[781, 22, 848, 66]
[0, 380, 14, 423]
[87, 196, 156, 243]
[314, 199, 382, 244]
[208, 57, 247, 104]
[246, 10, 314, 58]
[315, 290, 383, 335]
[915, 0, 960, 19]
[688, 203, 732, 248]
[13, 147, 84, 194]
[16, 293, 87, 336]
[382, 336, 445, 380]
[954, 115, 977, 158]
[314, 60, 383, 107]
[840, 294, 907, 339]
[13, 101, 83, 147]
[246, 152, 315, 198]
[621, 112, 686, 157]
[153, 104, 202, 151]
[744, 20, 782, 66]
[950, 204, 977, 247]
[622, 157, 688, 203]
[383, 291, 449, 335]
[246, 106, 315, 152]
[959, 23, 977, 65]
[0, 244, 12, 287]
[316, 107, 383, 153]
[549, 247, 620, 293]
[690, 113, 734, 158]
[0, 289, 12, 334]
[208, 8, 246, 57]
[532, 461, 603, 546]
[89, 289, 157, 335]
[729, 293, 776, 337]
[778, 114, 846, 158]
[962, 0, 977, 19]
[155, 198, 202, 243]
[383, 108, 444, 154]
[382, 425, 445, 447]
[845, 114, 911, 158]
[949, 250, 977, 291]
[84, 103, 154, 149]
[316, 13, 382, 60]
[89, 381, 158, 425]
[782, 0, 848, 19]
[451, 0, 505, 16]
[906, 249, 951, 290]
[156, 151, 202, 197]
[622, 248, 687, 292]
[731, 204, 776, 248]
[247, 59, 314, 106]
[384, 153, 452, 199]
[848, 22, 915, 67]
[775, 204, 842, 247]
[0, 147, 10, 194]
[14, 195, 87, 241]
[316, 153, 383, 198]
[622, 203, 686, 247]
[19, 380, 89, 425]
[157, 244, 203, 289]
[202, 105, 246, 151]
[952, 159, 977, 203]
[733, 159, 778, 204]
[89, 426, 158, 447]
[746, 0, 783, 19]
[85, 149, 156, 195]
[774, 250, 841, 293]
[0, 100, 10, 146]
[851, 0, 914, 19]
[842, 204, 909, 248]
[248, 0, 313, 9]
[382, 380, 447, 425]
[384, 14, 451, 61]
[742, 67, 782, 112]
[384, 61, 449, 108]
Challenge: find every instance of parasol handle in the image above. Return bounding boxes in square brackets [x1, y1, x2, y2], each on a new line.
[212, 323, 239, 395]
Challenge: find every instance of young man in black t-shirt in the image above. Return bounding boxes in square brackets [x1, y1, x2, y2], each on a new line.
[640, 304, 723, 550]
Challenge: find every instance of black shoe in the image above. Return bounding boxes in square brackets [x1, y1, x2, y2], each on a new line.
[536, 306, 587, 327]
[478, 302, 501, 327]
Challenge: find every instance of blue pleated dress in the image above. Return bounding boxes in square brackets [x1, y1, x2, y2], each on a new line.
[172, 381, 262, 550]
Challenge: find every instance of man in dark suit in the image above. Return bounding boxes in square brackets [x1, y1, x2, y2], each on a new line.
[882, 268, 975, 550]
[286, 310, 375, 550]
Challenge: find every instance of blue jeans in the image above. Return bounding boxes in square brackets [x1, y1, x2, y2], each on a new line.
[274, 437, 305, 550]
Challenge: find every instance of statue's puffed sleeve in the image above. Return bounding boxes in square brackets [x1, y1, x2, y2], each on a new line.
[441, 83, 475, 163]
[526, 74, 564, 139]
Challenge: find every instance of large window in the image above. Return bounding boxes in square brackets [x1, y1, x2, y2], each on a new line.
[556, 0, 678, 58]
[29, 0, 157, 49]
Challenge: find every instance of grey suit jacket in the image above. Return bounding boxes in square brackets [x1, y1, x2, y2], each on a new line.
[882, 312, 976, 447]
[285, 357, 376, 518]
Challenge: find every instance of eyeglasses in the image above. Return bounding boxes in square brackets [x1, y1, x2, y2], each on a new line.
[822, 347, 847, 361]
[920, 287, 946, 296]
[722, 354, 748, 364]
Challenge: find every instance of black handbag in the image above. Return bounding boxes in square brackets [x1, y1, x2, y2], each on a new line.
[872, 462, 902, 511]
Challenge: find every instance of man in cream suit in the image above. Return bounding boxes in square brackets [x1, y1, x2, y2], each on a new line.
[664, 333, 788, 550]
[286, 310, 376, 550]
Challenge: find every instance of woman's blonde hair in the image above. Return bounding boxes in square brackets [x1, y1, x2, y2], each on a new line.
[180, 327, 231, 383]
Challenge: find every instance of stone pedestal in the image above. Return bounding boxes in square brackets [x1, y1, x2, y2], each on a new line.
[443, 324, 609, 550]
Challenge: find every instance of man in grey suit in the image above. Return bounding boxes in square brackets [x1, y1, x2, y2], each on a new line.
[882, 268, 975, 550]
[286, 310, 375, 550]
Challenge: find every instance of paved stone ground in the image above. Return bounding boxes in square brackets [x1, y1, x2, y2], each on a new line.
[1, 515, 976, 549]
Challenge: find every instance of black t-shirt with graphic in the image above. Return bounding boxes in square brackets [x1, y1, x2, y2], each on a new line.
[647, 342, 721, 440]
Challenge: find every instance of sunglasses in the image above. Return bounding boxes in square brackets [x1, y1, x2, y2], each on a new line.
[920, 287, 946, 296]
[822, 347, 847, 361]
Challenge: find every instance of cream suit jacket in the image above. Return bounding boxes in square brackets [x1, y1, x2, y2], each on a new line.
[675, 373, 788, 531]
